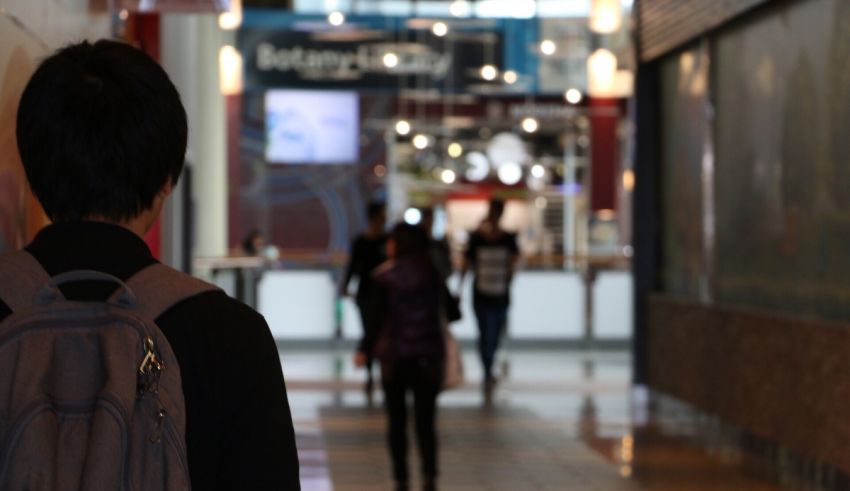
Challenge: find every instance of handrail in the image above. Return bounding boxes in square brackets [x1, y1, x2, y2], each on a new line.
[194, 252, 631, 272]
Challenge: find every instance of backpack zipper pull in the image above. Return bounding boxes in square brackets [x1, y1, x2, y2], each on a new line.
[150, 408, 167, 443]
[138, 337, 164, 394]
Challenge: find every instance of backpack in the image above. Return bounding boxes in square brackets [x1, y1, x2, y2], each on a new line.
[0, 251, 217, 491]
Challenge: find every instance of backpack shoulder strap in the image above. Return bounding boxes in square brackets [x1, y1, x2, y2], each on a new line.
[0, 251, 51, 312]
[124, 263, 221, 320]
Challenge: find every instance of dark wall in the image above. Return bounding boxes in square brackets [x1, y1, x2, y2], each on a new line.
[638, 0, 850, 473]
[650, 296, 850, 474]
[638, 0, 774, 61]
[650, 0, 850, 321]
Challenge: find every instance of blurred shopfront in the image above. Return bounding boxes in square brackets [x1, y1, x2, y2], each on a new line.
[195, 1, 637, 346]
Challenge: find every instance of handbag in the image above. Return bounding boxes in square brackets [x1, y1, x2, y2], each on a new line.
[442, 329, 464, 390]
[442, 283, 462, 323]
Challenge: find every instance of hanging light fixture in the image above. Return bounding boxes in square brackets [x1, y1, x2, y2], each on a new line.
[219, 45, 243, 96]
[587, 49, 617, 96]
[218, 0, 242, 30]
[589, 0, 622, 34]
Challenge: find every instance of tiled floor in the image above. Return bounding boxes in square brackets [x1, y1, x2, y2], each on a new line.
[281, 349, 799, 491]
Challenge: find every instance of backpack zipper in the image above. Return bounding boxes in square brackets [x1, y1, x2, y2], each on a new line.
[138, 336, 164, 395]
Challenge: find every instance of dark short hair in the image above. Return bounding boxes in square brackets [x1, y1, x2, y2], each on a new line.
[392, 222, 429, 258]
[367, 201, 385, 221]
[16, 39, 187, 222]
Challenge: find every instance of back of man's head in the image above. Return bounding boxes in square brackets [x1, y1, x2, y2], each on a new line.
[16, 39, 187, 223]
[487, 198, 505, 221]
[367, 201, 385, 222]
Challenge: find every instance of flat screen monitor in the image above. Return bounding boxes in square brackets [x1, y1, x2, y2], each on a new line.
[264, 89, 359, 164]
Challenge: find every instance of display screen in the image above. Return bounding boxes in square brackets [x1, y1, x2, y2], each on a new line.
[264, 89, 359, 164]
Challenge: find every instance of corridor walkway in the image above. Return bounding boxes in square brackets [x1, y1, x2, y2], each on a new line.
[282, 350, 800, 491]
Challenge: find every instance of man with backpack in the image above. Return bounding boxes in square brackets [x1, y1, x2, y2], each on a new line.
[0, 40, 300, 490]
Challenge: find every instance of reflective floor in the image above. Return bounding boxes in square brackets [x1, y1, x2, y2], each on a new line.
[281, 349, 800, 491]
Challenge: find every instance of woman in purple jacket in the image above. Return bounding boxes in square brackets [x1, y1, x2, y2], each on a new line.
[355, 223, 445, 491]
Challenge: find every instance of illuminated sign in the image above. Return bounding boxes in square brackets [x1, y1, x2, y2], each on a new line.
[240, 29, 501, 91]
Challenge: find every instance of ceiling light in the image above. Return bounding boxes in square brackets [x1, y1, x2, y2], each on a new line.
[218, 0, 242, 30]
[404, 208, 422, 225]
[623, 169, 635, 191]
[432, 22, 449, 37]
[383, 52, 399, 68]
[497, 162, 522, 185]
[413, 134, 430, 149]
[590, 0, 623, 34]
[531, 164, 545, 178]
[503, 70, 518, 84]
[449, 0, 472, 17]
[480, 64, 498, 81]
[588, 49, 618, 96]
[521, 117, 539, 133]
[327, 11, 345, 26]
[441, 169, 457, 184]
[395, 120, 411, 136]
[540, 40, 556, 56]
[219, 45, 243, 96]
[448, 142, 463, 158]
[565, 88, 583, 104]
[465, 151, 490, 182]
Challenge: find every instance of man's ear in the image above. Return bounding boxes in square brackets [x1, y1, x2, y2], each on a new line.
[159, 179, 174, 198]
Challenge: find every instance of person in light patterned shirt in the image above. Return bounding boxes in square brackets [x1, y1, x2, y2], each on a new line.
[460, 198, 519, 402]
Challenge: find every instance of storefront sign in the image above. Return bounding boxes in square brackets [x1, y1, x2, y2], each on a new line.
[239, 29, 501, 91]
[255, 43, 452, 80]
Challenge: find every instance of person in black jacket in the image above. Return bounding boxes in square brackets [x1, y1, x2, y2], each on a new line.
[356, 223, 445, 491]
[8, 40, 300, 490]
[340, 201, 387, 398]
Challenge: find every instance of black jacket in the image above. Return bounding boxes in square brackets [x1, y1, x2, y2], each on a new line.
[362, 255, 445, 362]
[0, 222, 301, 490]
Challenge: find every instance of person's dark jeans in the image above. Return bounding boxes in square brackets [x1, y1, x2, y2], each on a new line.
[474, 304, 508, 381]
[381, 357, 443, 487]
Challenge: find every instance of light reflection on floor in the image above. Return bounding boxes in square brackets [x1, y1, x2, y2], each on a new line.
[281, 349, 796, 491]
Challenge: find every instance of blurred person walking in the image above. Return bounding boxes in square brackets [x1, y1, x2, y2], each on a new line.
[460, 198, 519, 403]
[240, 228, 266, 256]
[356, 223, 445, 491]
[340, 201, 388, 399]
[419, 207, 452, 279]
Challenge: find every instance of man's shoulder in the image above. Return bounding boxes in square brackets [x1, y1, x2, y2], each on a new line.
[162, 287, 266, 328]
